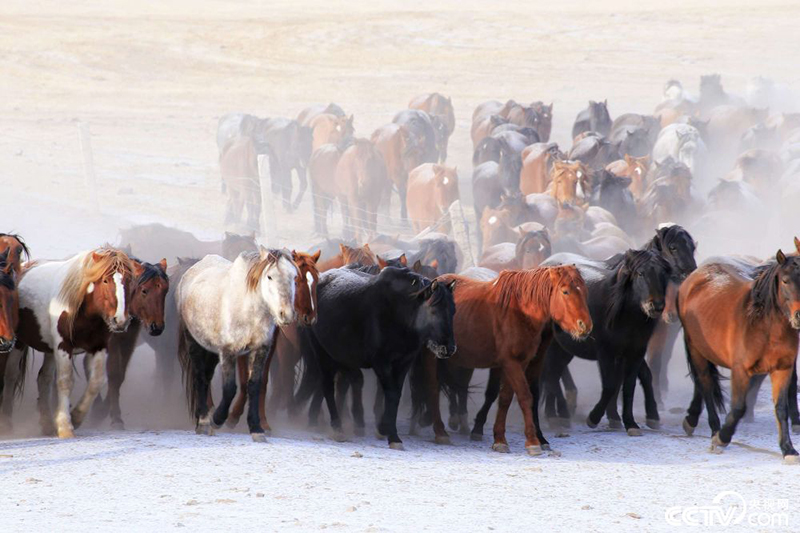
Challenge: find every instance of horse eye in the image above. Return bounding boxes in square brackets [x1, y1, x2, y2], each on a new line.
[141, 289, 148, 295]
[268, 276, 273, 281]
[561, 289, 569, 295]
[103, 279, 108, 284]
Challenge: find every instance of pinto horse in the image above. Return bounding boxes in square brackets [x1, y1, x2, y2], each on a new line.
[680, 252, 800, 462]
[423, 267, 591, 454]
[227, 250, 320, 430]
[89, 256, 169, 429]
[16, 248, 134, 437]
[177, 248, 297, 441]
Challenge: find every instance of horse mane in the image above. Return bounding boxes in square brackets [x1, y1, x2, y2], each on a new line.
[0, 232, 30, 260]
[58, 247, 133, 334]
[136, 260, 169, 286]
[244, 248, 290, 292]
[493, 268, 554, 310]
[748, 261, 783, 320]
[605, 249, 669, 327]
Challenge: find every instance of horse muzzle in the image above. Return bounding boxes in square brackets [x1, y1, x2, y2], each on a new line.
[571, 320, 592, 340]
[427, 340, 456, 359]
[642, 301, 664, 319]
[0, 337, 15, 353]
[148, 323, 165, 336]
[107, 317, 130, 334]
[276, 310, 295, 328]
[790, 312, 800, 330]
[301, 314, 317, 326]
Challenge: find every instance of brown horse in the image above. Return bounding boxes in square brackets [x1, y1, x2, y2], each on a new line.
[310, 113, 354, 152]
[228, 250, 321, 430]
[520, 143, 563, 195]
[297, 103, 345, 127]
[406, 163, 460, 234]
[371, 123, 424, 222]
[308, 143, 344, 236]
[679, 252, 800, 462]
[471, 114, 508, 149]
[334, 139, 389, 240]
[606, 155, 649, 199]
[0, 233, 29, 275]
[530, 101, 554, 142]
[425, 267, 592, 454]
[220, 136, 262, 231]
[316, 243, 378, 272]
[478, 229, 551, 272]
[409, 93, 455, 161]
[549, 161, 591, 206]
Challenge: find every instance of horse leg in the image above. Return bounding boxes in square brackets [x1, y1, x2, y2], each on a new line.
[106, 336, 136, 430]
[424, 350, 449, 444]
[335, 371, 351, 423]
[51, 349, 76, 438]
[637, 361, 661, 429]
[258, 337, 277, 432]
[244, 345, 269, 442]
[399, 182, 408, 223]
[716, 367, 750, 448]
[544, 345, 572, 426]
[37, 352, 56, 436]
[501, 358, 540, 454]
[744, 373, 766, 423]
[320, 365, 343, 440]
[211, 355, 237, 429]
[374, 361, 408, 449]
[561, 365, 578, 417]
[770, 367, 799, 461]
[605, 383, 623, 429]
[526, 343, 551, 451]
[621, 357, 643, 436]
[457, 382, 470, 435]
[587, 352, 620, 429]
[224, 188, 241, 226]
[789, 364, 800, 434]
[1, 349, 23, 428]
[471, 367, 500, 441]
[292, 166, 307, 211]
[349, 369, 366, 436]
[226, 357, 249, 428]
[189, 339, 216, 435]
[646, 320, 668, 407]
[683, 375, 705, 436]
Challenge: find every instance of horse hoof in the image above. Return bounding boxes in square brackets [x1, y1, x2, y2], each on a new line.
[195, 425, 214, 436]
[57, 427, 76, 439]
[110, 420, 125, 431]
[541, 443, 551, 451]
[251, 433, 267, 443]
[586, 417, 598, 429]
[682, 418, 695, 436]
[491, 442, 510, 454]
[710, 433, 728, 452]
[526, 445, 543, 456]
[353, 426, 365, 437]
[331, 431, 348, 443]
[783, 454, 800, 465]
[792, 424, 800, 435]
[225, 416, 240, 429]
[447, 415, 459, 431]
[470, 433, 483, 442]
[389, 442, 405, 451]
[626, 427, 643, 437]
[608, 419, 623, 429]
[434, 435, 451, 445]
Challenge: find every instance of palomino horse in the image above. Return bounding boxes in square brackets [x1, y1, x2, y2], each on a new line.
[334, 139, 389, 240]
[371, 123, 424, 222]
[680, 252, 800, 462]
[572, 100, 612, 139]
[310, 114, 354, 152]
[177, 248, 297, 441]
[424, 267, 591, 454]
[406, 163, 460, 234]
[89, 256, 169, 429]
[300, 267, 456, 448]
[226, 250, 320, 430]
[606, 155, 650, 199]
[409, 93, 455, 162]
[16, 248, 134, 438]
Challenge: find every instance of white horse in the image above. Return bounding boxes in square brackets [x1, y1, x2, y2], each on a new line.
[15, 248, 133, 438]
[651, 123, 708, 187]
[177, 247, 297, 441]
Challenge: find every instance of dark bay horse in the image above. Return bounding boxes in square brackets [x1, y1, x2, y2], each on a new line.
[424, 267, 591, 455]
[300, 267, 456, 448]
[679, 252, 800, 462]
[409, 93, 455, 162]
[572, 100, 612, 139]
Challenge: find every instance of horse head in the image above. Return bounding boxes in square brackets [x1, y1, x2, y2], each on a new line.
[548, 265, 592, 340]
[406, 272, 457, 359]
[651, 224, 697, 280]
[0, 250, 18, 352]
[129, 258, 169, 336]
[247, 247, 298, 327]
[291, 249, 320, 326]
[340, 243, 377, 266]
[0, 233, 29, 275]
[516, 229, 551, 270]
[431, 164, 460, 214]
[222, 231, 258, 262]
[614, 249, 671, 321]
[79, 248, 135, 334]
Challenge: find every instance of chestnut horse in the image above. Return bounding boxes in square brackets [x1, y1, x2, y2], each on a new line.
[424, 267, 592, 454]
[520, 143, 563, 195]
[0, 233, 29, 274]
[679, 252, 800, 462]
[406, 163, 460, 234]
[227, 250, 320, 430]
[549, 161, 591, 206]
[371, 123, 424, 222]
[308, 142, 344, 237]
[297, 103, 345, 127]
[310, 113, 354, 152]
[334, 139, 390, 240]
[316, 243, 377, 272]
[606, 155, 649, 199]
[479, 229, 551, 272]
[220, 136, 263, 230]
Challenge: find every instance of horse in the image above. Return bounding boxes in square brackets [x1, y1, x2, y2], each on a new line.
[679, 252, 800, 462]
[530, 101, 553, 142]
[316, 243, 378, 272]
[15, 247, 134, 437]
[220, 136, 264, 230]
[334, 139, 390, 240]
[409, 93, 455, 162]
[728, 148, 783, 201]
[0, 250, 20, 426]
[698, 74, 745, 117]
[606, 155, 649, 199]
[393, 109, 439, 163]
[651, 123, 707, 187]
[227, 250, 320, 430]
[541, 250, 671, 435]
[422, 267, 591, 454]
[471, 114, 509, 149]
[177, 248, 297, 441]
[608, 126, 653, 159]
[706, 105, 769, 163]
[371, 123, 424, 222]
[216, 113, 261, 155]
[520, 143, 563, 195]
[90, 256, 169, 429]
[297, 103, 346, 127]
[406, 163, 460, 234]
[549, 160, 591, 206]
[610, 114, 661, 148]
[310, 113, 354, 152]
[255, 117, 313, 211]
[473, 131, 537, 166]
[589, 169, 637, 234]
[478, 229, 551, 272]
[118, 223, 256, 267]
[472, 150, 523, 252]
[300, 267, 456, 448]
[568, 134, 621, 169]
[308, 142, 345, 237]
[572, 100, 612, 139]
[408, 235, 460, 274]
[0, 233, 29, 274]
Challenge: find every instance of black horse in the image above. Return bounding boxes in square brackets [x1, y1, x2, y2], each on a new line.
[299, 266, 457, 448]
[572, 100, 612, 139]
[540, 249, 671, 435]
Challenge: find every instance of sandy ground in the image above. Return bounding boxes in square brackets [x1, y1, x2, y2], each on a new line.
[2, 1, 800, 531]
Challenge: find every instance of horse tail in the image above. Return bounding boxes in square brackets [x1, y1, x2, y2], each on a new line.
[177, 319, 197, 417]
[292, 333, 321, 408]
[683, 336, 726, 414]
[12, 347, 29, 399]
[408, 353, 429, 421]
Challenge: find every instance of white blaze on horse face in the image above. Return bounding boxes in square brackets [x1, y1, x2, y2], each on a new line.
[442, 177, 449, 185]
[305, 271, 315, 312]
[86, 282, 94, 294]
[576, 170, 582, 178]
[488, 216, 497, 225]
[635, 167, 642, 175]
[538, 243, 545, 252]
[113, 272, 125, 324]
[335, 124, 341, 132]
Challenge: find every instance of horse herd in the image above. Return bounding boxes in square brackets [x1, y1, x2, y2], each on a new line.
[2, 74, 800, 464]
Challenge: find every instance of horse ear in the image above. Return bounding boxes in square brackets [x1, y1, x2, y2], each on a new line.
[91, 251, 103, 263]
[413, 259, 423, 272]
[311, 250, 322, 263]
[777, 249, 787, 265]
[339, 243, 347, 255]
[159, 258, 168, 270]
[399, 254, 407, 267]
[377, 256, 388, 269]
[363, 243, 371, 252]
[432, 164, 443, 176]
[447, 279, 457, 291]
[224, 231, 233, 238]
[794, 237, 800, 254]
[259, 245, 269, 260]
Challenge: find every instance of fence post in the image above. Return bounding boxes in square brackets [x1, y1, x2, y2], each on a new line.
[78, 122, 99, 209]
[258, 155, 278, 246]
[448, 200, 475, 269]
